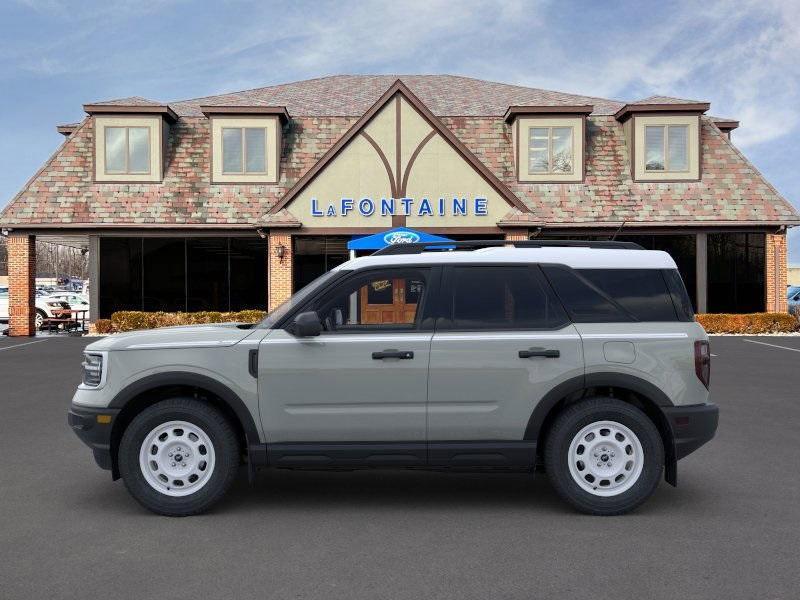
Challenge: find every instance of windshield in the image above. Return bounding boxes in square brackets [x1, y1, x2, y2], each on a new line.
[260, 269, 343, 329]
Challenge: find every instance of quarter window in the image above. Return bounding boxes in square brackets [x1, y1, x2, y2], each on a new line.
[645, 125, 688, 171]
[104, 126, 150, 174]
[528, 126, 573, 174]
[447, 266, 567, 330]
[222, 127, 267, 174]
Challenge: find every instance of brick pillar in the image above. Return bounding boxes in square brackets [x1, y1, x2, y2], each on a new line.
[765, 233, 788, 313]
[268, 231, 293, 311]
[504, 229, 529, 242]
[8, 234, 36, 336]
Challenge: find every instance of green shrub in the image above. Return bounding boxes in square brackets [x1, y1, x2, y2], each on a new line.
[696, 312, 799, 334]
[110, 310, 267, 332]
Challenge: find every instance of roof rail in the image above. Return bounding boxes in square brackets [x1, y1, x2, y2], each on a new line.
[372, 239, 644, 256]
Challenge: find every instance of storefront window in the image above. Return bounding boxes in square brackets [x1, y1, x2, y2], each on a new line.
[707, 233, 765, 313]
[99, 237, 267, 317]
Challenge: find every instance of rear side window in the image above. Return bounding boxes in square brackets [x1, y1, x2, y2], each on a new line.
[445, 266, 568, 330]
[542, 266, 631, 322]
[578, 269, 678, 321]
[662, 269, 695, 321]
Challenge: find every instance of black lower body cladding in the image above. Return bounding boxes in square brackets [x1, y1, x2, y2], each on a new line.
[68, 405, 121, 470]
[663, 403, 719, 460]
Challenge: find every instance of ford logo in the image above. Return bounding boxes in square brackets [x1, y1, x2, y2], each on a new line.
[384, 231, 421, 245]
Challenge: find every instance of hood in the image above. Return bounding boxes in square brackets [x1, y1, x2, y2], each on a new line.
[86, 322, 255, 352]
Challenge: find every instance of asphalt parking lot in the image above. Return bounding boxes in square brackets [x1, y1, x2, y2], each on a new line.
[1, 335, 798, 599]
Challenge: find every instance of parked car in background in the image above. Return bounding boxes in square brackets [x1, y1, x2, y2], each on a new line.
[788, 286, 800, 314]
[36, 296, 72, 329]
[0, 287, 71, 328]
[47, 292, 89, 313]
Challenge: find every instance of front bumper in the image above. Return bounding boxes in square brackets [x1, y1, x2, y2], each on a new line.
[663, 402, 719, 460]
[68, 405, 120, 471]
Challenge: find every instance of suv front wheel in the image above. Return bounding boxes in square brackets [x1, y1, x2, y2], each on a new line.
[118, 398, 239, 516]
[544, 397, 664, 515]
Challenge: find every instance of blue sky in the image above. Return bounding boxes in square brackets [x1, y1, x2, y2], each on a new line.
[1, 0, 798, 259]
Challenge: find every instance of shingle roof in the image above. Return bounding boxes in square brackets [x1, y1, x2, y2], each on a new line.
[168, 74, 626, 117]
[1, 75, 795, 229]
[631, 95, 707, 105]
[86, 96, 164, 107]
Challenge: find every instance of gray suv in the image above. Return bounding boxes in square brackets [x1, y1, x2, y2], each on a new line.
[68, 240, 718, 516]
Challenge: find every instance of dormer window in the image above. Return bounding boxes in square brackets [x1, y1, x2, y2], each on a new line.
[92, 116, 164, 182]
[201, 106, 289, 184]
[528, 126, 574, 174]
[644, 124, 688, 172]
[222, 127, 268, 174]
[105, 126, 151, 174]
[84, 101, 175, 183]
[505, 105, 590, 184]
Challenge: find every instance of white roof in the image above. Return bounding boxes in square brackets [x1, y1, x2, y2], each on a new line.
[338, 246, 677, 271]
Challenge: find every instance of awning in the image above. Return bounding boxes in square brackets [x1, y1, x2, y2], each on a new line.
[347, 227, 454, 251]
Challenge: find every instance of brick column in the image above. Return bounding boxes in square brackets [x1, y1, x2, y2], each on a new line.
[8, 234, 36, 336]
[504, 229, 529, 242]
[765, 233, 788, 313]
[268, 231, 293, 311]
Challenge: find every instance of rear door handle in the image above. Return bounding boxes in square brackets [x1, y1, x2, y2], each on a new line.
[372, 349, 414, 360]
[519, 347, 560, 359]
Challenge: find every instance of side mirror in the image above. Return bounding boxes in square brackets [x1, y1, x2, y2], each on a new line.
[292, 311, 322, 337]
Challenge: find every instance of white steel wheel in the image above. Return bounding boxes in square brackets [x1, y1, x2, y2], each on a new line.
[567, 420, 644, 497]
[35, 311, 44, 329]
[138, 420, 216, 497]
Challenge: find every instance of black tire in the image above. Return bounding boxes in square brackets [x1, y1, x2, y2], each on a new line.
[544, 397, 664, 515]
[118, 398, 239, 516]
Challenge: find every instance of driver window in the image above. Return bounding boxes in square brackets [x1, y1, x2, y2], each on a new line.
[314, 269, 429, 332]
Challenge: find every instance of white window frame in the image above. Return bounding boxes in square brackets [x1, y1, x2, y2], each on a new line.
[527, 126, 575, 176]
[643, 124, 689, 173]
[221, 127, 269, 175]
[104, 126, 152, 175]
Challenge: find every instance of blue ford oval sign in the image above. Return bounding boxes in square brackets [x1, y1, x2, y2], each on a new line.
[384, 231, 421, 245]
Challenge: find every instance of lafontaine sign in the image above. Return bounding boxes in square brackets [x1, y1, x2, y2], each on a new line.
[310, 196, 489, 218]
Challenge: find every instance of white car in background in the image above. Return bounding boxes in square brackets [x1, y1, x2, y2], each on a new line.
[47, 292, 90, 313]
[0, 288, 73, 329]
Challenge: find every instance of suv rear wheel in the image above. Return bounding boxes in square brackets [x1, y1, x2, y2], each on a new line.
[118, 398, 239, 516]
[544, 397, 664, 515]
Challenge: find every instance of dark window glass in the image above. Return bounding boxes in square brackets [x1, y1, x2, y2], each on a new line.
[143, 239, 186, 312]
[542, 266, 630, 323]
[708, 233, 765, 313]
[578, 269, 678, 321]
[292, 236, 349, 292]
[230, 238, 268, 311]
[99, 238, 142, 317]
[663, 269, 695, 321]
[187, 238, 229, 312]
[448, 266, 567, 330]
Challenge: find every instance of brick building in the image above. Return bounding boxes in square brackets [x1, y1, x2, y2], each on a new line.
[1, 75, 797, 335]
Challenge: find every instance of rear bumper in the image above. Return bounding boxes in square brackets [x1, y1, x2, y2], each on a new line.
[68, 405, 120, 471]
[663, 402, 719, 460]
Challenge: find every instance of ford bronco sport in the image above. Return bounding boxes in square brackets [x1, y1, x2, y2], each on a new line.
[68, 240, 718, 516]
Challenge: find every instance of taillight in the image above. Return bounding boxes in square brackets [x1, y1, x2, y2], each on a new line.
[694, 340, 711, 389]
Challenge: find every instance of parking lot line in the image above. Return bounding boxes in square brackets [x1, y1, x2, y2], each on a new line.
[742, 338, 800, 353]
[0, 339, 49, 352]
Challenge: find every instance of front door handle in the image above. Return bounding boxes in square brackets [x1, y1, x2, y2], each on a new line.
[372, 349, 414, 360]
[519, 347, 560, 359]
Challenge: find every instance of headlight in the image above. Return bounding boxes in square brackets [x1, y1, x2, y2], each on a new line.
[82, 353, 104, 387]
[46, 301, 61, 307]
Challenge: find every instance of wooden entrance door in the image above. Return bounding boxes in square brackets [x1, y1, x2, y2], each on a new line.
[360, 277, 422, 324]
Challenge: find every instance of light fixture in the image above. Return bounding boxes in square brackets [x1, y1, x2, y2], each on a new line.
[275, 243, 286, 263]
[256, 228, 267, 239]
